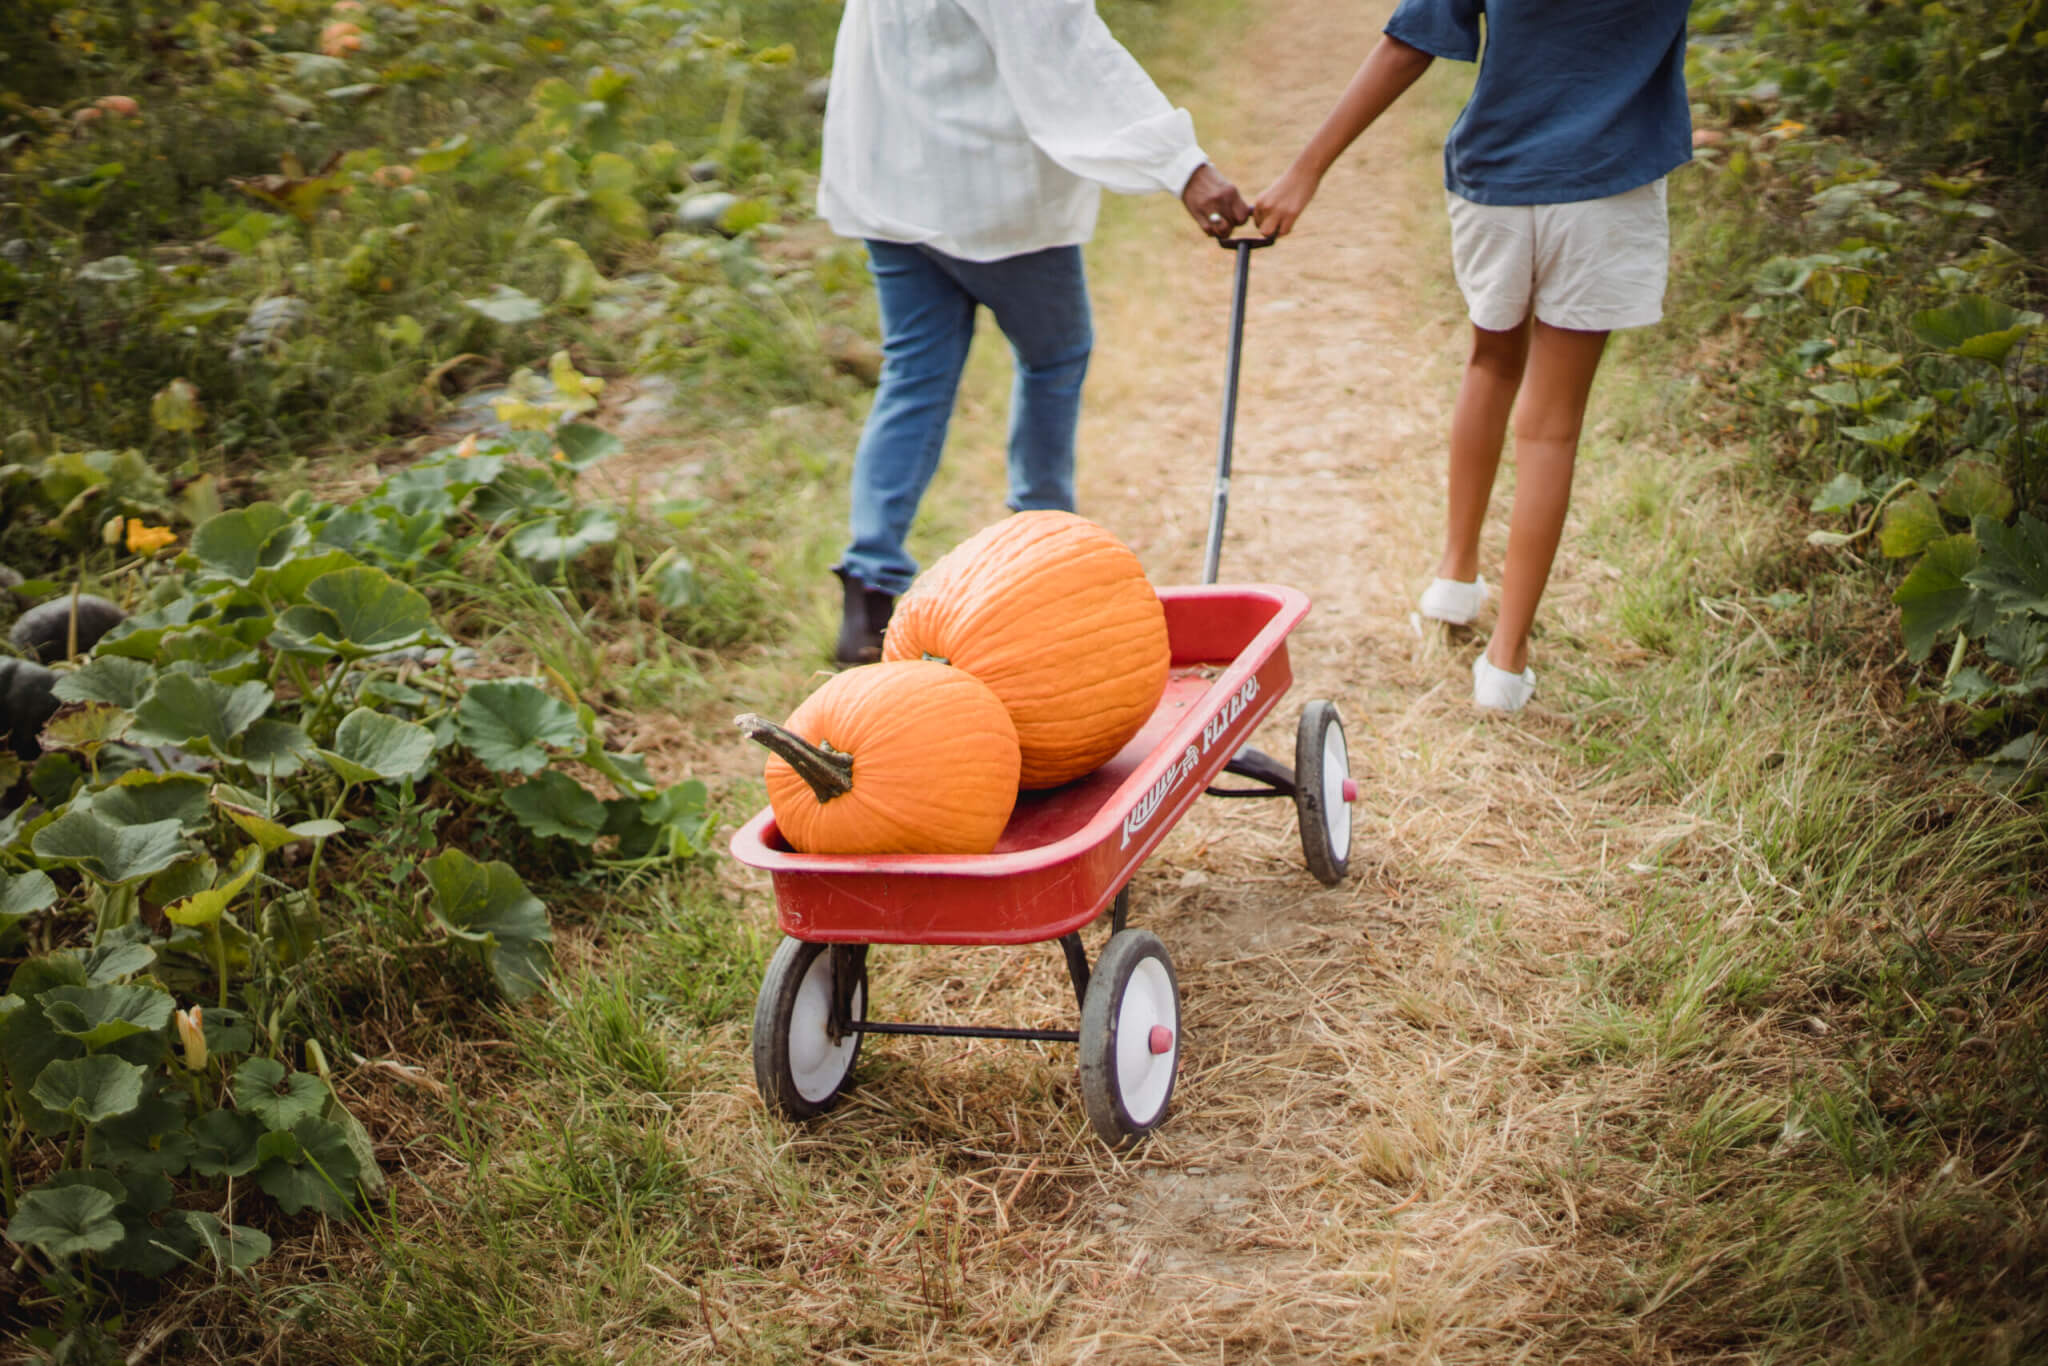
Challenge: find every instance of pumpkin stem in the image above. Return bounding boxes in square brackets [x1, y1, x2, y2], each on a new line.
[734, 714, 854, 802]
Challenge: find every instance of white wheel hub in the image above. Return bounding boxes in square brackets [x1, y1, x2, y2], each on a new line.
[788, 951, 863, 1104]
[1321, 722, 1351, 862]
[1113, 956, 1178, 1124]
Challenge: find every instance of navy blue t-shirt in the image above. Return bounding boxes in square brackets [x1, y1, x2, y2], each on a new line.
[1384, 0, 1692, 206]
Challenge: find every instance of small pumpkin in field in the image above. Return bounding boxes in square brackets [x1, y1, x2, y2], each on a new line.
[738, 660, 1020, 856]
[883, 511, 1169, 789]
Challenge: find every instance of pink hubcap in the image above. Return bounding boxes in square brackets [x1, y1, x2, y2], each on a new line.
[1148, 1025, 1174, 1055]
[1341, 778, 1359, 804]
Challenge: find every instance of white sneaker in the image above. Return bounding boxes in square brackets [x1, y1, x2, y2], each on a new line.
[1418, 576, 1487, 626]
[1472, 653, 1535, 712]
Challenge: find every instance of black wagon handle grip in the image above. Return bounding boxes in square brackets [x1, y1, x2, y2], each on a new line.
[1202, 234, 1272, 583]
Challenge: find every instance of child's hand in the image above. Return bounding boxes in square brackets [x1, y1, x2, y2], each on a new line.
[1253, 166, 1320, 238]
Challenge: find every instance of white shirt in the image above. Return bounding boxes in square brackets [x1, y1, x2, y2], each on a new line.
[817, 0, 1209, 262]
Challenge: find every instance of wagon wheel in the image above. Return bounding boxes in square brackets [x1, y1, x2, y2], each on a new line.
[1294, 700, 1353, 886]
[753, 937, 867, 1121]
[1079, 930, 1181, 1147]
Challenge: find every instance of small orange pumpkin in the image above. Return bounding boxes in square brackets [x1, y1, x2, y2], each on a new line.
[883, 511, 1169, 789]
[738, 661, 1020, 856]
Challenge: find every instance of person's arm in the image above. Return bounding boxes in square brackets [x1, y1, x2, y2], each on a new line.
[1254, 34, 1435, 238]
[956, 0, 1249, 237]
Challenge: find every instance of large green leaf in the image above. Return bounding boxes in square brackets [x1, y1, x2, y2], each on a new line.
[1842, 413, 1929, 457]
[1878, 489, 1947, 559]
[375, 454, 506, 518]
[1911, 295, 2044, 365]
[232, 1057, 328, 1131]
[91, 1080, 195, 1176]
[88, 771, 212, 832]
[31, 1054, 147, 1123]
[1967, 513, 2048, 618]
[604, 778, 714, 860]
[504, 769, 607, 844]
[235, 718, 316, 779]
[32, 809, 187, 885]
[102, 1183, 201, 1277]
[552, 423, 622, 472]
[322, 707, 435, 784]
[190, 503, 308, 585]
[457, 681, 584, 775]
[129, 673, 274, 752]
[254, 1117, 362, 1216]
[507, 506, 619, 564]
[156, 628, 264, 684]
[1939, 460, 2015, 523]
[40, 983, 173, 1051]
[465, 284, 545, 325]
[474, 466, 573, 523]
[1893, 533, 1982, 662]
[265, 547, 366, 605]
[3, 957, 87, 1135]
[275, 567, 437, 656]
[188, 1107, 266, 1178]
[38, 703, 131, 754]
[182, 1209, 273, 1273]
[0, 870, 58, 934]
[51, 656, 153, 710]
[82, 940, 156, 985]
[424, 848, 553, 1000]
[6, 1180, 124, 1259]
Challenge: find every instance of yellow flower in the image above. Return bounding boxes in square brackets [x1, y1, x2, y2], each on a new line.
[125, 519, 177, 555]
[174, 1006, 208, 1070]
[1768, 119, 1807, 137]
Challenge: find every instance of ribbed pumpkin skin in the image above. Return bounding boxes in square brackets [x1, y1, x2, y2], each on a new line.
[766, 661, 1021, 856]
[883, 511, 1169, 789]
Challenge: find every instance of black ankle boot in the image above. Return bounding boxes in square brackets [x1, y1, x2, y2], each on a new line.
[833, 568, 896, 666]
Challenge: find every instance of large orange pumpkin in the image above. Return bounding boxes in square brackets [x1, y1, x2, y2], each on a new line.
[738, 660, 1020, 856]
[883, 511, 1169, 789]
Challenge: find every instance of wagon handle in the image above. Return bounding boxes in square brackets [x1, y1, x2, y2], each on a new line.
[1202, 234, 1276, 585]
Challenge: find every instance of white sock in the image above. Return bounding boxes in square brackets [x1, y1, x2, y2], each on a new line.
[1472, 653, 1535, 712]
[1419, 576, 1487, 626]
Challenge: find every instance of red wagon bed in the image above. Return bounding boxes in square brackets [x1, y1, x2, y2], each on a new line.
[731, 584, 1315, 945]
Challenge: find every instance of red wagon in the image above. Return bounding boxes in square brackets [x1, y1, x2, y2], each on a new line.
[730, 238, 1355, 1146]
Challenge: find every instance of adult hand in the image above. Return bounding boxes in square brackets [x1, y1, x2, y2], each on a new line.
[1253, 165, 1320, 238]
[1182, 163, 1251, 239]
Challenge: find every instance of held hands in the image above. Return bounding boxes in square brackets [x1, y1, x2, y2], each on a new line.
[1252, 164, 1320, 239]
[1181, 163, 1252, 239]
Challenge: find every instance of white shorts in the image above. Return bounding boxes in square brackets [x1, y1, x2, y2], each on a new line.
[1446, 180, 1669, 333]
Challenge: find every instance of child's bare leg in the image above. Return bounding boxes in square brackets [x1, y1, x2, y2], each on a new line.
[1436, 320, 1530, 583]
[1489, 320, 1609, 673]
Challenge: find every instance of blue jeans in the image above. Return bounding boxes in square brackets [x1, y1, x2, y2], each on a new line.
[836, 240, 1093, 596]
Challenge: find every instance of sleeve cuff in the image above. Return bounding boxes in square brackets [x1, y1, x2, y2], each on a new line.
[1383, 19, 1478, 63]
[1165, 144, 1210, 196]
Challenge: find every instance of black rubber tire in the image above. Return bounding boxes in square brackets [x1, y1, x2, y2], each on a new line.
[1078, 930, 1181, 1148]
[1294, 700, 1351, 887]
[751, 937, 866, 1121]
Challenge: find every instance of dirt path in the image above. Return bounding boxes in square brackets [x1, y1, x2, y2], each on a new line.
[697, 3, 1687, 1360]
